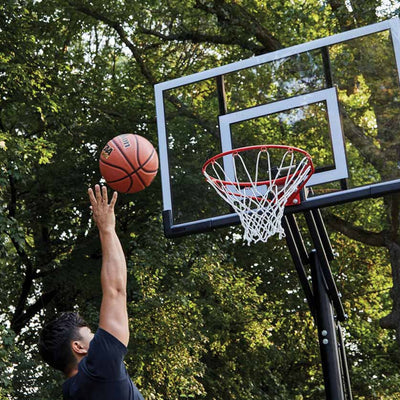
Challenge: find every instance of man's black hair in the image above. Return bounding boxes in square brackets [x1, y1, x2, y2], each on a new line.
[38, 312, 89, 375]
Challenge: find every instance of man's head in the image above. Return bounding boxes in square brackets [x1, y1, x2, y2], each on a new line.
[39, 312, 94, 376]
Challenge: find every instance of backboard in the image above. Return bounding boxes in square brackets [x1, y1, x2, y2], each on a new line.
[155, 18, 400, 238]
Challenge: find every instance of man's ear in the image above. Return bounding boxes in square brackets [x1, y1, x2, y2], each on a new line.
[71, 340, 88, 355]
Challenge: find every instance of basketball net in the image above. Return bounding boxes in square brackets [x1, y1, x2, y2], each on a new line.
[202, 145, 314, 245]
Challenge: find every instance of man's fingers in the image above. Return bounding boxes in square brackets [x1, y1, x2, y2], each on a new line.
[88, 188, 97, 207]
[110, 191, 118, 209]
[89, 185, 116, 211]
[95, 184, 102, 203]
[102, 185, 108, 204]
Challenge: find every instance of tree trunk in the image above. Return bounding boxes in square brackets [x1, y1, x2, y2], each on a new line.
[380, 240, 400, 347]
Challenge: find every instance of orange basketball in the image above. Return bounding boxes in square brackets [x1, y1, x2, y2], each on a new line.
[99, 134, 159, 193]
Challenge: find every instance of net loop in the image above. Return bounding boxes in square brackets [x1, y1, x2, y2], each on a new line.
[202, 145, 314, 245]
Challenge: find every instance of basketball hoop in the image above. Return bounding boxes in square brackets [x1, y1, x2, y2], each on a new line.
[202, 145, 314, 244]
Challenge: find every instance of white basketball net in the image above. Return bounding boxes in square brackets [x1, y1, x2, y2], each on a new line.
[203, 147, 313, 245]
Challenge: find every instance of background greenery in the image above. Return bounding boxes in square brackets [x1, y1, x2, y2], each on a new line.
[1, 1, 400, 399]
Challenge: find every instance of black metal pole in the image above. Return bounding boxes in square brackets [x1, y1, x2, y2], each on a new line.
[282, 216, 316, 319]
[310, 250, 345, 400]
[286, 214, 309, 265]
[311, 208, 335, 261]
[304, 211, 346, 321]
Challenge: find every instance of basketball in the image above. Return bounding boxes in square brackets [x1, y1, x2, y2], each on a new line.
[99, 134, 159, 193]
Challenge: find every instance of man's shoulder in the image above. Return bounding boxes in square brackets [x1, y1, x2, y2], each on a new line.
[89, 328, 128, 358]
[77, 327, 128, 382]
[95, 328, 127, 347]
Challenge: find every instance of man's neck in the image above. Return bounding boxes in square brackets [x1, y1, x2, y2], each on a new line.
[66, 368, 78, 378]
[66, 361, 80, 379]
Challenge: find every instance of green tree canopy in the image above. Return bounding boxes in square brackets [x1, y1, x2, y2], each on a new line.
[1, 1, 400, 399]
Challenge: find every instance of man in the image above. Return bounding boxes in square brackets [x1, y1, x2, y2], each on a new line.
[39, 184, 144, 400]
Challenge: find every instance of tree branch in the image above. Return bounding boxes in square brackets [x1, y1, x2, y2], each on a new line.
[327, 0, 379, 30]
[138, 26, 265, 54]
[11, 290, 58, 335]
[323, 212, 386, 247]
[6, 174, 38, 333]
[194, 0, 281, 54]
[326, 0, 356, 30]
[340, 105, 386, 174]
[70, 2, 157, 85]
[165, 94, 219, 139]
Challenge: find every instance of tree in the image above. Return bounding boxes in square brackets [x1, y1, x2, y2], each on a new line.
[2, 0, 400, 399]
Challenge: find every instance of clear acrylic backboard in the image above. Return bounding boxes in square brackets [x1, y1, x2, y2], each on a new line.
[155, 18, 400, 237]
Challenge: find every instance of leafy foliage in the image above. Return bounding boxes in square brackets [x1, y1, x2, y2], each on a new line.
[1, 0, 400, 399]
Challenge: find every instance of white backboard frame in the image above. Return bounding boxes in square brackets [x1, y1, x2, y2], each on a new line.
[154, 18, 400, 236]
[219, 87, 347, 187]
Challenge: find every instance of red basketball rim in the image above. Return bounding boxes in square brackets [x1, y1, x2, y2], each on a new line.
[202, 144, 314, 188]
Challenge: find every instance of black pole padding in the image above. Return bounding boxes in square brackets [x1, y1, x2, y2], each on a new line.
[310, 250, 345, 400]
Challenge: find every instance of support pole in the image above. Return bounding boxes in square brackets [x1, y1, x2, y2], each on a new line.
[310, 250, 345, 400]
[304, 210, 346, 321]
[282, 216, 316, 318]
[286, 214, 309, 264]
[311, 208, 334, 261]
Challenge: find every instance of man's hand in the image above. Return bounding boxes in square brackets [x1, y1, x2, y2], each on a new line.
[88, 185, 118, 233]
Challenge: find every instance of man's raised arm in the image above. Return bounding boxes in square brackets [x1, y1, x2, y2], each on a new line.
[88, 184, 129, 347]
